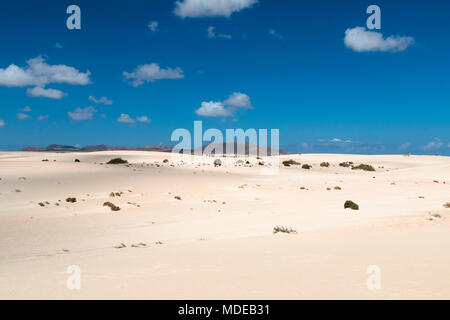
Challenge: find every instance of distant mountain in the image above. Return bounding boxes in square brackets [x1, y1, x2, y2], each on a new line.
[20, 144, 174, 153]
[20, 142, 288, 155]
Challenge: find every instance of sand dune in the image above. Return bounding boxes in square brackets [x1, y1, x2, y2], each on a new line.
[0, 151, 449, 299]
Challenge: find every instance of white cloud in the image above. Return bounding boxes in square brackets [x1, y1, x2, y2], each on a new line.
[117, 114, 151, 124]
[0, 56, 91, 87]
[174, 0, 258, 18]
[68, 106, 97, 120]
[195, 101, 232, 117]
[17, 112, 31, 120]
[148, 21, 159, 32]
[330, 138, 351, 143]
[27, 86, 66, 99]
[224, 92, 252, 108]
[344, 27, 414, 52]
[422, 138, 443, 150]
[207, 26, 231, 39]
[118, 114, 135, 123]
[195, 92, 253, 117]
[0, 119, 4, 127]
[123, 63, 184, 87]
[20, 106, 31, 112]
[54, 43, 63, 49]
[136, 116, 151, 123]
[88, 95, 113, 105]
[37, 115, 49, 121]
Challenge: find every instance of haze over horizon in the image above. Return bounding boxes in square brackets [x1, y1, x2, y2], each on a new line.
[1, 0, 449, 155]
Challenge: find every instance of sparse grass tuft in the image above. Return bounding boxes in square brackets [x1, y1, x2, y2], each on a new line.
[106, 158, 128, 164]
[273, 226, 297, 234]
[352, 164, 375, 172]
[344, 200, 359, 210]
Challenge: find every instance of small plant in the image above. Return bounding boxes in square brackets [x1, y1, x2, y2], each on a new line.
[302, 164, 312, 170]
[282, 159, 301, 167]
[339, 162, 353, 168]
[66, 197, 77, 203]
[163, 159, 169, 163]
[15, 189, 22, 193]
[174, 196, 182, 200]
[38, 202, 45, 207]
[103, 201, 121, 211]
[106, 158, 128, 164]
[334, 186, 342, 190]
[352, 164, 375, 172]
[214, 159, 222, 167]
[443, 202, 450, 208]
[74, 159, 80, 163]
[273, 226, 297, 234]
[320, 162, 330, 167]
[344, 200, 359, 210]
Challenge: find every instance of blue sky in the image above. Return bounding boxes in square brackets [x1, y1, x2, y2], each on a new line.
[0, 0, 449, 154]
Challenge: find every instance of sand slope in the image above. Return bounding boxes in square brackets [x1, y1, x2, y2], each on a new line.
[0, 151, 449, 299]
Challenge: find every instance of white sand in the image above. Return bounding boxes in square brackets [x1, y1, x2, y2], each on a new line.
[0, 151, 449, 299]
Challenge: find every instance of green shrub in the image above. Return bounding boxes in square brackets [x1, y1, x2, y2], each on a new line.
[352, 164, 375, 171]
[344, 200, 359, 210]
[320, 162, 330, 167]
[103, 201, 121, 211]
[282, 159, 301, 167]
[339, 162, 353, 168]
[302, 164, 312, 170]
[106, 158, 128, 164]
[352, 164, 375, 172]
[66, 197, 77, 203]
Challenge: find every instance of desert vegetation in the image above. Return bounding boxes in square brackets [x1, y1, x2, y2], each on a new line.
[106, 158, 128, 164]
[352, 164, 376, 172]
[273, 226, 297, 234]
[103, 202, 121, 211]
[282, 159, 301, 167]
[344, 200, 359, 210]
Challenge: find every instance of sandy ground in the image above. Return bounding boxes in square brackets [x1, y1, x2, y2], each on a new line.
[0, 151, 449, 299]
